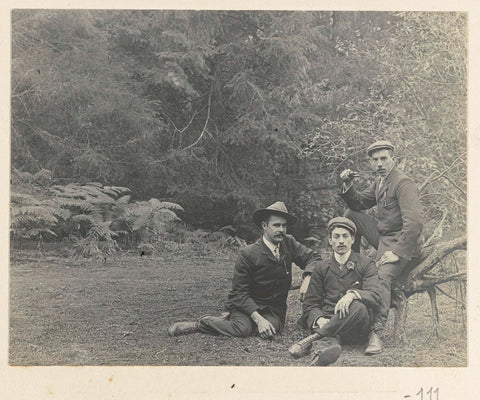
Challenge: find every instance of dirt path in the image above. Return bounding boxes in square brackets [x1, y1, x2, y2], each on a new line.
[9, 249, 467, 366]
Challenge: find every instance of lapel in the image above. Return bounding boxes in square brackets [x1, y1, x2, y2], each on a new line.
[328, 255, 342, 277]
[376, 168, 397, 202]
[259, 238, 278, 263]
[331, 253, 357, 279]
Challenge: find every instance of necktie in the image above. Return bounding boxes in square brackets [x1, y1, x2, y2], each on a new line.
[273, 246, 280, 260]
[378, 178, 384, 190]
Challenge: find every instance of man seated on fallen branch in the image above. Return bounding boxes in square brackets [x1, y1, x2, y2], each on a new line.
[339, 140, 423, 354]
[290, 217, 381, 366]
[168, 201, 321, 339]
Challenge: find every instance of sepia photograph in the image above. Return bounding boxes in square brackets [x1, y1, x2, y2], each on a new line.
[3, 2, 477, 399]
[9, 8, 467, 367]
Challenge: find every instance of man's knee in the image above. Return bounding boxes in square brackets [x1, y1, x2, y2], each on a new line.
[378, 263, 403, 282]
[349, 300, 369, 320]
[268, 315, 282, 333]
[230, 315, 254, 338]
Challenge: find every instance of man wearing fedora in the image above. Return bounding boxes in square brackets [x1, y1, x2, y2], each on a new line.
[339, 140, 423, 354]
[168, 201, 321, 339]
[290, 217, 381, 366]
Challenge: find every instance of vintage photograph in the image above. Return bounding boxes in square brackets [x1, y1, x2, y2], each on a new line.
[9, 10, 467, 369]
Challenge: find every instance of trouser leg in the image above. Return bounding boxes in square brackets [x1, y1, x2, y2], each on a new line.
[197, 310, 254, 337]
[197, 308, 282, 338]
[316, 301, 371, 345]
[373, 259, 408, 334]
[343, 209, 380, 253]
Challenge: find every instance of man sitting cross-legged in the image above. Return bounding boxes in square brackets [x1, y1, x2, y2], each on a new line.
[290, 217, 381, 366]
[168, 201, 321, 339]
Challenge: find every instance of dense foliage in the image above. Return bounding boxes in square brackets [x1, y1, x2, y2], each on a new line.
[11, 11, 467, 240]
[11, 168, 184, 257]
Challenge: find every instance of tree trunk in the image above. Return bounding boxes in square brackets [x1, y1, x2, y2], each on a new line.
[391, 235, 466, 340]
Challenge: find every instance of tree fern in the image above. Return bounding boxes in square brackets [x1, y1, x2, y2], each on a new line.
[12, 169, 183, 255]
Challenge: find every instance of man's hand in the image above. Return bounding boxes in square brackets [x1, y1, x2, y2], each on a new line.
[299, 275, 311, 302]
[340, 169, 359, 183]
[334, 292, 355, 319]
[251, 311, 276, 339]
[376, 250, 400, 267]
[314, 317, 329, 330]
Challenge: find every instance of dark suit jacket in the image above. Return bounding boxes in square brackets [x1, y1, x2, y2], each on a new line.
[341, 167, 423, 260]
[300, 252, 381, 330]
[224, 234, 321, 321]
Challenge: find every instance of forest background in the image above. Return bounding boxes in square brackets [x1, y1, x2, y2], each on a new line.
[11, 10, 466, 247]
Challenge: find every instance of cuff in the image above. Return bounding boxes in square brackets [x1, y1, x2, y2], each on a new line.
[347, 290, 361, 300]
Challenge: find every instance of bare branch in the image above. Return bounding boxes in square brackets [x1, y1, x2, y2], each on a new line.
[423, 210, 447, 247]
[435, 284, 466, 306]
[181, 90, 212, 152]
[442, 174, 466, 197]
[147, 89, 213, 165]
[419, 152, 466, 193]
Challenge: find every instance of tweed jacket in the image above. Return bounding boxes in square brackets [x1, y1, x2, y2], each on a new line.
[300, 251, 381, 330]
[340, 167, 423, 260]
[224, 234, 321, 320]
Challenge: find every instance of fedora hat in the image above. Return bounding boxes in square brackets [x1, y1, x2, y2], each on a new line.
[367, 140, 395, 157]
[252, 201, 297, 227]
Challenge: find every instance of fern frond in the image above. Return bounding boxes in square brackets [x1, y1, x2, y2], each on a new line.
[52, 197, 88, 209]
[104, 186, 131, 198]
[11, 205, 59, 224]
[85, 182, 103, 188]
[148, 199, 184, 212]
[87, 222, 117, 240]
[115, 195, 131, 205]
[11, 191, 39, 205]
[81, 185, 116, 204]
[32, 169, 52, 184]
[11, 168, 33, 184]
[25, 228, 57, 238]
[71, 214, 96, 224]
[51, 184, 88, 199]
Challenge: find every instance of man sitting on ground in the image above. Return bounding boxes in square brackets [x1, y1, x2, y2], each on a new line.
[290, 217, 381, 366]
[168, 201, 321, 339]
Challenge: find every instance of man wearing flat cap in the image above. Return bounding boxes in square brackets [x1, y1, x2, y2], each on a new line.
[290, 217, 381, 366]
[168, 201, 321, 339]
[339, 140, 423, 354]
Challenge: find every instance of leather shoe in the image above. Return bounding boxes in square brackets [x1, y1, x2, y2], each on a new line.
[365, 332, 383, 355]
[288, 332, 321, 358]
[168, 321, 199, 336]
[310, 337, 341, 366]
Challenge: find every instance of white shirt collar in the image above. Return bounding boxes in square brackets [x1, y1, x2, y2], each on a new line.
[263, 235, 279, 254]
[334, 250, 352, 266]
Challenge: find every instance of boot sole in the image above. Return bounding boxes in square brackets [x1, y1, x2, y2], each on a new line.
[364, 348, 383, 355]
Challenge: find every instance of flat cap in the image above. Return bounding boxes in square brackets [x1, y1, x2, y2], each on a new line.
[252, 201, 298, 227]
[327, 217, 357, 235]
[367, 140, 395, 157]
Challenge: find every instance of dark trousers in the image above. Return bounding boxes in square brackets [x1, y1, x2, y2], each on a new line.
[197, 309, 282, 338]
[344, 209, 408, 334]
[316, 301, 371, 344]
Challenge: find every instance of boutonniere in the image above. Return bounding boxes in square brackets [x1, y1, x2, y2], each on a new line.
[346, 261, 356, 271]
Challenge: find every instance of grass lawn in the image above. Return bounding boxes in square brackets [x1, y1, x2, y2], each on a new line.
[9, 246, 467, 367]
